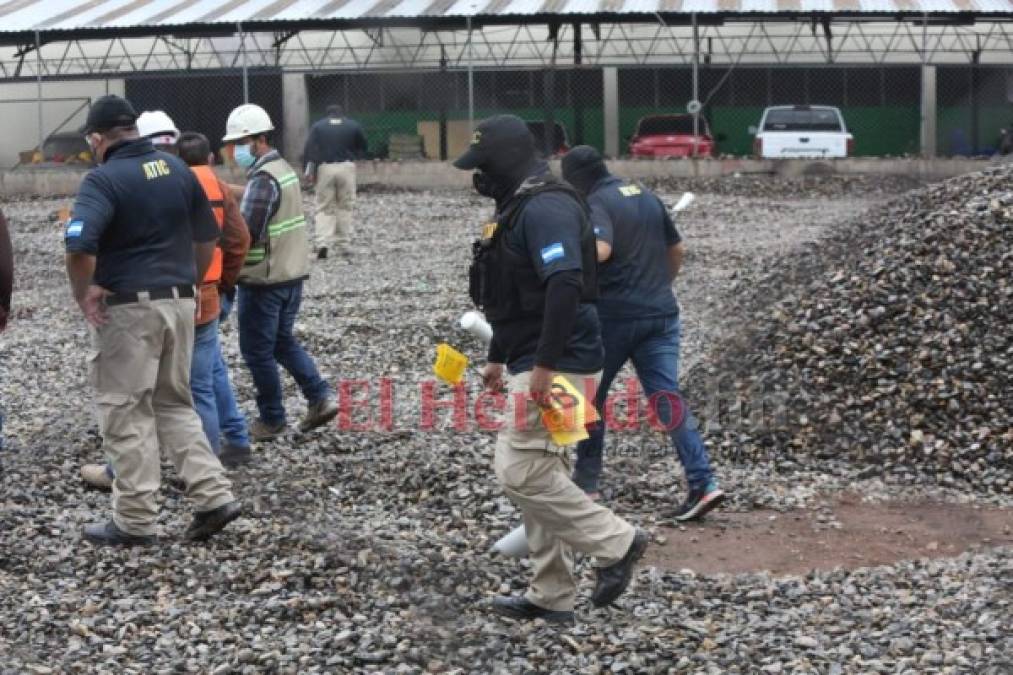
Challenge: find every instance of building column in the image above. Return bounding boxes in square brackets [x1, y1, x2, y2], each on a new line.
[282, 72, 309, 164]
[920, 64, 937, 158]
[603, 66, 619, 158]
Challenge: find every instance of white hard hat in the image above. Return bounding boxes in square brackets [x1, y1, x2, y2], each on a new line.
[137, 110, 179, 144]
[223, 104, 274, 143]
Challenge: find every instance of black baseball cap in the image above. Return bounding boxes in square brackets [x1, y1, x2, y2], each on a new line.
[453, 114, 534, 170]
[82, 95, 138, 134]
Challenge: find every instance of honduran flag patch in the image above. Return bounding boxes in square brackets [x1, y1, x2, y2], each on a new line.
[540, 242, 565, 264]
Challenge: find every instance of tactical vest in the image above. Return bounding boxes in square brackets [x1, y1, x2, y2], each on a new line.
[469, 175, 598, 323]
[190, 165, 224, 284]
[239, 157, 310, 286]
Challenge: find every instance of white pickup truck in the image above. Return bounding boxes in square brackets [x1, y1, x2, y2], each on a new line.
[751, 106, 854, 159]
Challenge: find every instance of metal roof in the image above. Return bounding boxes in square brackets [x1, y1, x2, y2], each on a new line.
[0, 0, 1010, 37]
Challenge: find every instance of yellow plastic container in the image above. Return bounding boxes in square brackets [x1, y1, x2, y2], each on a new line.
[433, 343, 469, 385]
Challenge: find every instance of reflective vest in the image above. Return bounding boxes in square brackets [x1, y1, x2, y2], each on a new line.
[239, 157, 310, 286]
[191, 164, 224, 284]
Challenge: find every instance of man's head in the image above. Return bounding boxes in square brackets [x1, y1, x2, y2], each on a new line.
[223, 104, 275, 168]
[326, 104, 343, 118]
[561, 145, 610, 196]
[82, 95, 139, 163]
[137, 110, 180, 155]
[178, 132, 213, 167]
[453, 115, 537, 200]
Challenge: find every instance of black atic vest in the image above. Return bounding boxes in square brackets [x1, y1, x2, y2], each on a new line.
[469, 175, 598, 323]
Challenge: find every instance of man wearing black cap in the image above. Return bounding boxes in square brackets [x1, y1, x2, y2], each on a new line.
[66, 95, 241, 546]
[561, 145, 724, 521]
[456, 115, 647, 623]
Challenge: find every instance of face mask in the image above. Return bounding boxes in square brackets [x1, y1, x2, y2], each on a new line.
[233, 143, 256, 168]
[472, 170, 514, 204]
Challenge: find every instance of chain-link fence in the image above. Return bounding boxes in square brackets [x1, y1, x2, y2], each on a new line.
[1, 61, 1010, 169]
[937, 66, 1013, 156]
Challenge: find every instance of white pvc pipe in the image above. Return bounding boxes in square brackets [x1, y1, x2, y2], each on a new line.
[673, 192, 696, 212]
[492, 524, 529, 557]
[459, 310, 493, 344]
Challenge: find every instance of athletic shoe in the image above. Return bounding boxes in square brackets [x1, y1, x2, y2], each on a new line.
[671, 481, 725, 521]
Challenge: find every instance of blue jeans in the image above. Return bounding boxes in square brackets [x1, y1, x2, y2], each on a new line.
[238, 282, 331, 426]
[191, 320, 221, 452]
[191, 318, 250, 453]
[574, 315, 714, 493]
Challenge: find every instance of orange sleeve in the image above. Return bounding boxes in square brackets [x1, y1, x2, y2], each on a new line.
[218, 178, 251, 292]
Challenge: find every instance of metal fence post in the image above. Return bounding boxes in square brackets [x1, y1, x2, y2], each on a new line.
[35, 30, 44, 155]
[467, 17, 475, 132]
[692, 13, 700, 160]
[238, 22, 249, 104]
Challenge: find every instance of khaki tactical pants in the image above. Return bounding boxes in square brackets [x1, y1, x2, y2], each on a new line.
[89, 295, 235, 536]
[494, 370, 636, 612]
[314, 161, 356, 253]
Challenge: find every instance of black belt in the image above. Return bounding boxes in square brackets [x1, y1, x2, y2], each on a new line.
[105, 284, 196, 307]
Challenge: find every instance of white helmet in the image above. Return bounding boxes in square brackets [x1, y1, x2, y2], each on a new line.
[223, 104, 274, 143]
[137, 110, 179, 145]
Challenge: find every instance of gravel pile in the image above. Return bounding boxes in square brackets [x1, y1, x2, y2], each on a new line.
[0, 175, 1010, 673]
[642, 174, 926, 199]
[686, 165, 1013, 496]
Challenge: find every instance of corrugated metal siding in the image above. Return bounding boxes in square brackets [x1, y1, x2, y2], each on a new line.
[0, 0, 1008, 33]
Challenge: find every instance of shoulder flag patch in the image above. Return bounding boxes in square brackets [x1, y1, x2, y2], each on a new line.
[540, 242, 565, 264]
[65, 220, 84, 237]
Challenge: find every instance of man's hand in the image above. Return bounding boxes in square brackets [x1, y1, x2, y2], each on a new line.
[482, 362, 505, 393]
[78, 284, 109, 327]
[529, 365, 554, 406]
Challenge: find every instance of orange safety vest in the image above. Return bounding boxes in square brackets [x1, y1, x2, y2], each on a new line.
[191, 165, 225, 284]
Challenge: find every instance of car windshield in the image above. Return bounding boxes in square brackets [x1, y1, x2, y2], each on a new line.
[637, 116, 708, 136]
[763, 108, 843, 132]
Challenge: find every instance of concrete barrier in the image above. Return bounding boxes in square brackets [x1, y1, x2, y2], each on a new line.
[0, 158, 994, 198]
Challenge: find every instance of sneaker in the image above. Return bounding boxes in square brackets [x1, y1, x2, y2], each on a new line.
[671, 482, 725, 522]
[250, 419, 285, 442]
[299, 395, 338, 432]
[81, 463, 113, 491]
[317, 246, 328, 260]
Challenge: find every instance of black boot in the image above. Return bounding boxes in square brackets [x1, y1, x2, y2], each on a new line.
[491, 596, 574, 624]
[218, 443, 253, 469]
[83, 520, 156, 547]
[185, 501, 242, 541]
[591, 528, 649, 607]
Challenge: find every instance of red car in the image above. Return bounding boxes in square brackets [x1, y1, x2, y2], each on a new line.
[628, 114, 715, 158]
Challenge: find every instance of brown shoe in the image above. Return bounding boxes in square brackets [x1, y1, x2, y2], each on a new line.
[298, 395, 338, 432]
[250, 419, 285, 442]
[81, 463, 113, 491]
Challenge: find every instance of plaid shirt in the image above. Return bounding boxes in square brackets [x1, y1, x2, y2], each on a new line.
[240, 150, 282, 244]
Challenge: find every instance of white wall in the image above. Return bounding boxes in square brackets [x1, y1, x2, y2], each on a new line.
[0, 79, 124, 169]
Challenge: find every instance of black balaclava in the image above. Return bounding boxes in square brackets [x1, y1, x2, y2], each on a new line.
[561, 145, 609, 197]
[454, 114, 539, 207]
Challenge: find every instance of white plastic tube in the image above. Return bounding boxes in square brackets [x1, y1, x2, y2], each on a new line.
[459, 310, 493, 344]
[673, 191, 696, 212]
[491, 524, 529, 558]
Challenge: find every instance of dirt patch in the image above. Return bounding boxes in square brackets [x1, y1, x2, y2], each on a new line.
[647, 494, 1013, 576]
